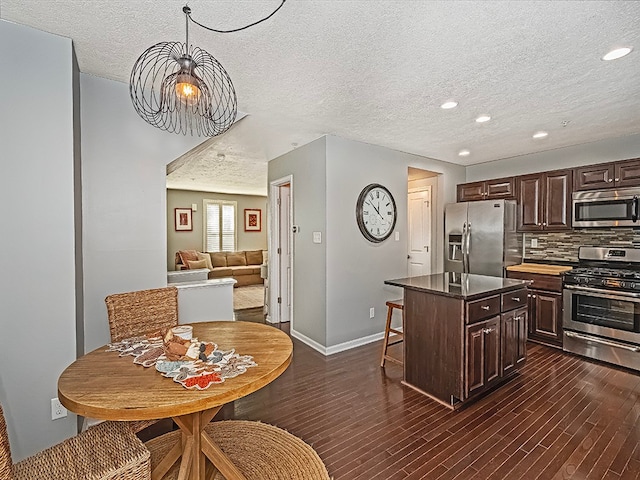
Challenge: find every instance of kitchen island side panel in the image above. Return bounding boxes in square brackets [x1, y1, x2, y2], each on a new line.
[405, 289, 464, 404]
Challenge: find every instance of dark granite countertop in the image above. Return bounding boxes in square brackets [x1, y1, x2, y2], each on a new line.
[385, 272, 529, 300]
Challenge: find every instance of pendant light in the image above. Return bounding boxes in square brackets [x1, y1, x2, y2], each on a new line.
[130, 2, 285, 137]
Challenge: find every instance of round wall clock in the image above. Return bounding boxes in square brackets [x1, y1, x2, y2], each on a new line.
[356, 183, 397, 243]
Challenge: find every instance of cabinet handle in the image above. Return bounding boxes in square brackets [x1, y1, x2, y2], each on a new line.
[483, 328, 495, 334]
[532, 295, 537, 298]
[514, 316, 522, 321]
[608, 178, 614, 183]
[481, 305, 490, 311]
[512, 297, 520, 302]
[543, 222, 547, 226]
[615, 178, 620, 182]
[527, 294, 531, 298]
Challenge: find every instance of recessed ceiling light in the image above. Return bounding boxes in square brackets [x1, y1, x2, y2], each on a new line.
[602, 47, 633, 61]
[533, 131, 548, 139]
[441, 101, 458, 109]
[475, 115, 491, 123]
[458, 149, 471, 157]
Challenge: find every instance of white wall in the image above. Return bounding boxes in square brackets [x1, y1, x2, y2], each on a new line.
[325, 136, 465, 348]
[80, 74, 201, 352]
[0, 20, 77, 460]
[466, 133, 640, 182]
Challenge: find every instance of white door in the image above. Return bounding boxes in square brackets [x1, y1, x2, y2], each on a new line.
[408, 188, 432, 276]
[278, 184, 291, 323]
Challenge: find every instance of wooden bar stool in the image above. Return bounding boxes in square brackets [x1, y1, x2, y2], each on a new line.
[381, 299, 404, 367]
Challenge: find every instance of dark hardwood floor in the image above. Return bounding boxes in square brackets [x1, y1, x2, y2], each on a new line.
[146, 322, 640, 479]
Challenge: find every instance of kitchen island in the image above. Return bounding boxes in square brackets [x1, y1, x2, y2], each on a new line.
[385, 272, 529, 409]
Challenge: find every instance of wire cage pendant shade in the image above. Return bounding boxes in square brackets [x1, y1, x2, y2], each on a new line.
[129, 7, 237, 136]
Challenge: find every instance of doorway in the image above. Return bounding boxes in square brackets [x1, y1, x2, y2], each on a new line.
[269, 175, 293, 325]
[408, 167, 438, 276]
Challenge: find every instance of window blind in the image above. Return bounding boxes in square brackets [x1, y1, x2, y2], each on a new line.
[204, 200, 237, 252]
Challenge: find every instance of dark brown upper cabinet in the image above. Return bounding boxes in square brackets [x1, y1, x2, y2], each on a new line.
[517, 169, 572, 232]
[457, 177, 515, 202]
[574, 158, 640, 191]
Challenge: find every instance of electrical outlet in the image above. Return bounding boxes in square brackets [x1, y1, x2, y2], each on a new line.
[531, 238, 538, 248]
[370, 307, 375, 318]
[51, 398, 67, 420]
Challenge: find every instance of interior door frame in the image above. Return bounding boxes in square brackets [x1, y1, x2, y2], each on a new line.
[268, 175, 294, 326]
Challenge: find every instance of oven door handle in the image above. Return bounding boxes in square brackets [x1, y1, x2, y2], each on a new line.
[565, 331, 640, 353]
[633, 195, 639, 223]
[565, 284, 640, 300]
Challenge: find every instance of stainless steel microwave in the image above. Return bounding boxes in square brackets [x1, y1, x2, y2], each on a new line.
[572, 187, 640, 227]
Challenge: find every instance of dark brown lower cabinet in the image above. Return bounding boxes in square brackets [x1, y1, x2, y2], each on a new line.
[401, 285, 528, 409]
[529, 289, 563, 347]
[501, 306, 528, 375]
[506, 271, 563, 348]
[465, 316, 500, 397]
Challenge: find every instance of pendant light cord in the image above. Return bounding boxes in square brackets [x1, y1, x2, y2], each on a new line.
[184, 0, 286, 34]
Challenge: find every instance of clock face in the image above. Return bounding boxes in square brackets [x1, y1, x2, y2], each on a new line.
[356, 184, 397, 243]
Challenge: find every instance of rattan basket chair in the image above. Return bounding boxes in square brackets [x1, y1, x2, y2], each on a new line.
[105, 286, 179, 434]
[0, 404, 150, 480]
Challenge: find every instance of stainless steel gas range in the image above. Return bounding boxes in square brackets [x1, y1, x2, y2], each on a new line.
[563, 246, 640, 372]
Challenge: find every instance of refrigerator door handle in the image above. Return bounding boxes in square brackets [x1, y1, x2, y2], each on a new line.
[466, 223, 471, 255]
[462, 223, 469, 273]
[464, 223, 471, 273]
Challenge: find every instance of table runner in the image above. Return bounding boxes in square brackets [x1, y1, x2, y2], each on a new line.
[106, 332, 257, 390]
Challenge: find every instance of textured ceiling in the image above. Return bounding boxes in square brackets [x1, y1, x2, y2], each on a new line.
[2, 0, 639, 195]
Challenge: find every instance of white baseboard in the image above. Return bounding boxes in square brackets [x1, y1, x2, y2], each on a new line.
[289, 328, 327, 354]
[290, 328, 389, 356]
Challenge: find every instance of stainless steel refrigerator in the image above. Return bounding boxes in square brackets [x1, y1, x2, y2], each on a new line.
[444, 199, 519, 277]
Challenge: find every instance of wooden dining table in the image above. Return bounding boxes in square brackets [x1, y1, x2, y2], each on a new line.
[58, 321, 293, 480]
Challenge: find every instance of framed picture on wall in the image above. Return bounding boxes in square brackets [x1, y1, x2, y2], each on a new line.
[244, 209, 261, 232]
[175, 208, 193, 231]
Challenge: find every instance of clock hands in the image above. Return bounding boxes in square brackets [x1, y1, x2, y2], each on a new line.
[367, 198, 388, 223]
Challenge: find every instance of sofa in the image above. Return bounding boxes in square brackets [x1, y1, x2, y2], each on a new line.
[176, 250, 265, 287]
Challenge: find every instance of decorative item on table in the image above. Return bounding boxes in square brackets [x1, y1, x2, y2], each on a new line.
[106, 327, 257, 390]
[170, 325, 193, 340]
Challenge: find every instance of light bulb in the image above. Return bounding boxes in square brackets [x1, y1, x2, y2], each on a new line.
[175, 73, 201, 106]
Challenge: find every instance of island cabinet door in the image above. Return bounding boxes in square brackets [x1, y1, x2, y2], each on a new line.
[501, 307, 528, 375]
[465, 316, 500, 398]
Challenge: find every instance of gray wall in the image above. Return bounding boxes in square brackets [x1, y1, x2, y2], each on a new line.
[268, 135, 465, 350]
[80, 74, 201, 352]
[466, 133, 640, 182]
[325, 136, 465, 347]
[0, 20, 77, 460]
[167, 189, 267, 269]
[268, 137, 328, 346]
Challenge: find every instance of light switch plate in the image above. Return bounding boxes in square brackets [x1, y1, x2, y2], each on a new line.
[395, 232, 400, 241]
[313, 231, 322, 243]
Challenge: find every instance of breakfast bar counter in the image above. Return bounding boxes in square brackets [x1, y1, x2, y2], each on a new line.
[384, 272, 529, 409]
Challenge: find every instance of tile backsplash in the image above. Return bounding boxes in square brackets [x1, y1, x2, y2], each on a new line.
[524, 228, 640, 262]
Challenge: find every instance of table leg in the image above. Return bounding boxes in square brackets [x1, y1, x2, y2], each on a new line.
[150, 406, 248, 480]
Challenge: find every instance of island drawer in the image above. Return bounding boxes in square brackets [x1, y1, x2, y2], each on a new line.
[467, 295, 501, 323]
[506, 271, 562, 292]
[502, 289, 528, 311]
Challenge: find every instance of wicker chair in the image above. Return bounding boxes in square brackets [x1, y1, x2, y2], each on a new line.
[0, 404, 150, 480]
[105, 286, 179, 434]
[105, 286, 179, 342]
